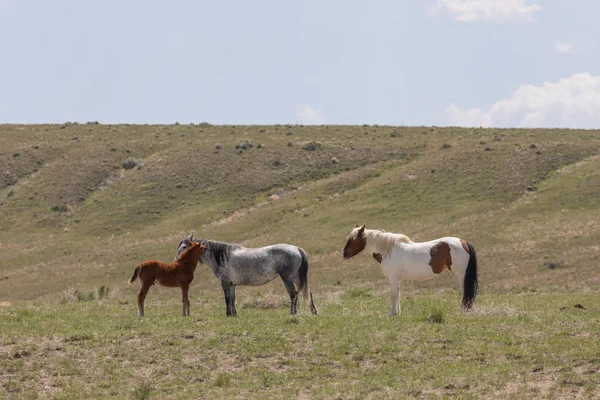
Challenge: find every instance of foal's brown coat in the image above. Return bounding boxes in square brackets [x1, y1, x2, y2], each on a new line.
[128, 241, 206, 317]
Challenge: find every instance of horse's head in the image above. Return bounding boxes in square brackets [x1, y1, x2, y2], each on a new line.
[175, 233, 206, 261]
[189, 240, 207, 256]
[343, 224, 366, 259]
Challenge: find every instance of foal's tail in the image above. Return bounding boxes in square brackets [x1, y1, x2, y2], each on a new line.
[462, 243, 479, 309]
[128, 264, 141, 285]
[297, 248, 310, 300]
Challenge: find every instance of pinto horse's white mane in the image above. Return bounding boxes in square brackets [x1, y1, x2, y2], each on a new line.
[364, 229, 412, 259]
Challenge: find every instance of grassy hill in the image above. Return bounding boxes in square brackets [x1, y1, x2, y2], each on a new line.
[1, 124, 600, 398]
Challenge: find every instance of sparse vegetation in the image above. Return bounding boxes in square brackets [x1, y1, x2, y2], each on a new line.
[1, 124, 599, 399]
[1, 293, 600, 398]
[51, 204, 68, 213]
[424, 305, 446, 323]
[345, 287, 374, 298]
[123, 157, 142, 170]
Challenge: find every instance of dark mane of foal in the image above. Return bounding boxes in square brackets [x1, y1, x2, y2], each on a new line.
[195, 239, 240, 267]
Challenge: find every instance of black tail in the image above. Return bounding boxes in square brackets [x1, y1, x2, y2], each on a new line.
[462, 243, 479, 309]
[297, 248, 310, 300]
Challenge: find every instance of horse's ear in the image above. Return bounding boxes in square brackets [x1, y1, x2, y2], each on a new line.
[359, 224, 365, 234]
[187, 233, 193, 241]
[355, 224, 359, 228]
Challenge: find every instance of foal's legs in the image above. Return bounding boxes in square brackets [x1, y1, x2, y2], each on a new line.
[137, 281, 152, 317]
[220, 279, 236, 317]
[389, 278, 400, 316]
[180, 283, 190, 316]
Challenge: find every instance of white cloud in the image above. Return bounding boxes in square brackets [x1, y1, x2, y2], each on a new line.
[296, 105, 325, 125]
[445, 73, 600, 129]
[428, 0, 541, 22]
[554, 39, 595, 54]
[554, 41, 578, 54]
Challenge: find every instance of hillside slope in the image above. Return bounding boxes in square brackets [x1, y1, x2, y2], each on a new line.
[1, 124, 599, 302]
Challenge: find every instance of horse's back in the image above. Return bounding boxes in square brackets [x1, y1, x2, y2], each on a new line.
[241, 244, 303, 259]
[389, 237, 470, 280]
[226, 244, 302, 285]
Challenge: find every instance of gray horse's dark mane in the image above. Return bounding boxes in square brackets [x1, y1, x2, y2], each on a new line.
[195, 239, 241, 267]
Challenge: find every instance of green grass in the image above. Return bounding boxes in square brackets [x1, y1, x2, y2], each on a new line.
[1, 124, 600, 398]
[1, 291, 600, 399]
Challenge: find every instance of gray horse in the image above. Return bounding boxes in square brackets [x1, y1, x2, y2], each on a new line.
[174, 234, 318, 316]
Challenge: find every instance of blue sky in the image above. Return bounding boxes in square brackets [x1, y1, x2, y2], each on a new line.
[1, 0, 598, 128]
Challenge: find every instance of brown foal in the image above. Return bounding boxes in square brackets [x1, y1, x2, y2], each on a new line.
[128, 239, 206, 317]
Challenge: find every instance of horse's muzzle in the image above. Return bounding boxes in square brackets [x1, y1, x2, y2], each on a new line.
[343, 251, 349, 259]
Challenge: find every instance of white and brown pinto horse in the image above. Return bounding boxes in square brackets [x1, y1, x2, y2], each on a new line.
[343, 225, 478, 315]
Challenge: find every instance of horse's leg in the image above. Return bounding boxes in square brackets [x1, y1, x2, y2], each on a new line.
[295, 270, 318, 315]
[453, 267, 467, 307]
[231, 285, 238, 316]
[309, 292, 318, 315]
[181, 283, 190, 316]
[220, 279, 234, 317]
[137, 281, 151, 317]
[389, 278, 400, 316]
[282, 278, 298, 315]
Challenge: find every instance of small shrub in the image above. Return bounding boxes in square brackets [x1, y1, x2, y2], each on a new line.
[65, 333, 93, 343]
[241, 290, 286, 309]
[542, 261, 566, 270]
[424, 306, 446, 324]
[346, 288, 373, 298]
[123, 157, 142, 170]
[236, 140, 252, 150]
[51, 204, 68, 213]
[441, 143, 452, 149]
[62, 285, 108, 303]
[132, 381, 153, 400]
[95, 285, 110, 300]
[214, 373, 231, 387]
[301, 141, 322, 151]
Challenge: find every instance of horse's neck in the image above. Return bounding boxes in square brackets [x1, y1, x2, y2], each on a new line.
[365, 229, 410, 257]
[205, 242, 232, 269]
[178, 256, 196, 269]
[178, 248, 201, 269]
[364, 230, 381, 254]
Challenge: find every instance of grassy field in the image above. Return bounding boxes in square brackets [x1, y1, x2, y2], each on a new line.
[2, 291, 600, 399]
[1, 124, 600, 399]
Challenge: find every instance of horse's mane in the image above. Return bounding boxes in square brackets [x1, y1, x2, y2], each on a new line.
[201, 240, 241, 267]
[366, 229, 412, 259]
